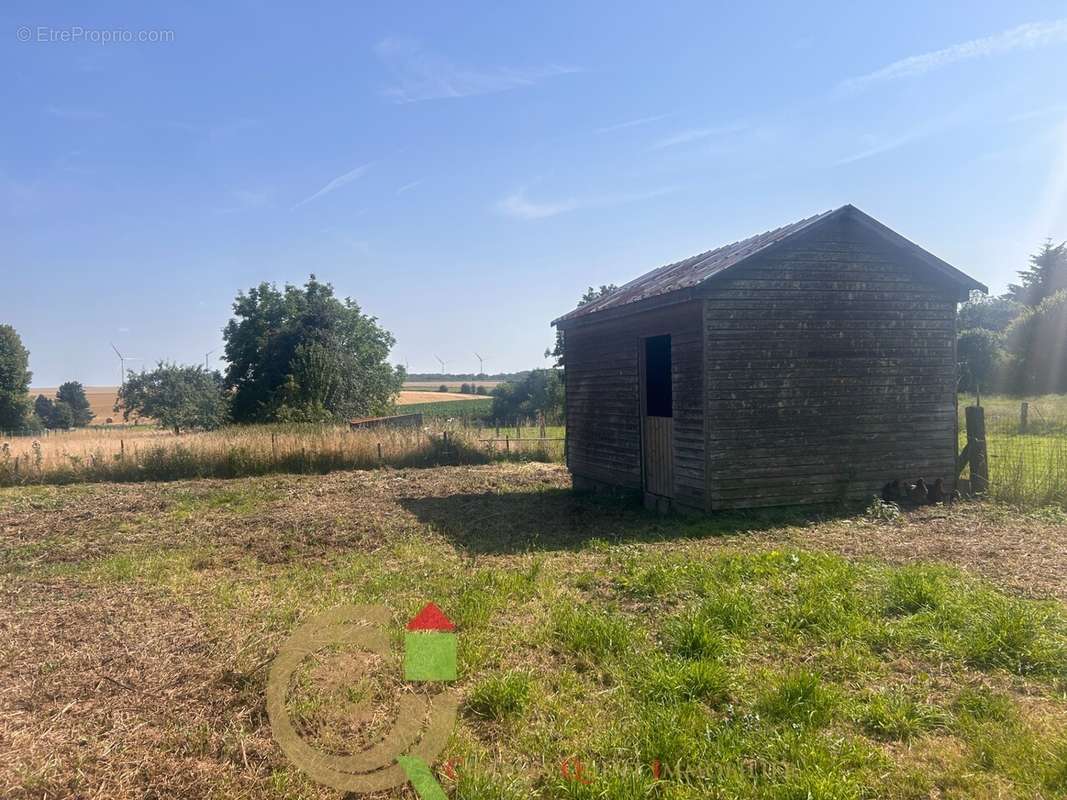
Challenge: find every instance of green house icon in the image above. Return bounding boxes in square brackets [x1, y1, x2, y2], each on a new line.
[404, 602, 457, 682]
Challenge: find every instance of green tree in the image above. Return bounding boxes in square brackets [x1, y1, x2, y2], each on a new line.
[49, 400, 75, 430]
[33, 394, 56, 428]
[1002, 290, 1067, 394]
[957, 293, 1021, 333]
[957, 328, 1003, 393]
[0, 324, 32, 431]
[117, 362, 228, 434]
[1005, 240, 1067, 307]
[56, 381, 94, 427]
[223, 276, 403, 422]
[491, 369, 564, 422]
[546, 284, 618, 368]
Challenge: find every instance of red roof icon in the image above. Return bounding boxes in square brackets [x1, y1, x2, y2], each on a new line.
[406, 602, 456, 632]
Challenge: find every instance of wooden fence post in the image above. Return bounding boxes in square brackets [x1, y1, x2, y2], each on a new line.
[965, 405, 989, 495]
[1020, 402, 1029, 434]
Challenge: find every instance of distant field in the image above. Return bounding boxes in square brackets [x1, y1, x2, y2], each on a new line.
[403, 381, 500, 391]
[23, 387, 480, 421]
[401, 398, 494, 418]
[29, 386, 121, 424]
[396, 390, 488, 405]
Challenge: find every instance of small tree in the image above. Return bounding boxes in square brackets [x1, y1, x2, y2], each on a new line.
[117, 362, 228, 434]
[0, 324, 32, 431]
[56, 381, 94, 427]
[438, 384, 449, 393]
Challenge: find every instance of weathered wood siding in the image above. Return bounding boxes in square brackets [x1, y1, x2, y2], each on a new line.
[702, 216, 959, 509]
[564, 301, 704, 508]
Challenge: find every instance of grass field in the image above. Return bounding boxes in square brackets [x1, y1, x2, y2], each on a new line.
[959, 394, 1067, 506]
[1, 464, 1066, 799]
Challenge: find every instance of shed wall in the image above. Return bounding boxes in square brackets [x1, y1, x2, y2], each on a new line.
[702, 216, 959, 509]
[564, 301, 704, 508]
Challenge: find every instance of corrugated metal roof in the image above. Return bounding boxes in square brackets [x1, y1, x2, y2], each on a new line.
[552, 204, 986, 326]
[553, 208, 837, 325]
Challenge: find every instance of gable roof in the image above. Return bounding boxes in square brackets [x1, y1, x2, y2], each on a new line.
[552, 204, 987, 327]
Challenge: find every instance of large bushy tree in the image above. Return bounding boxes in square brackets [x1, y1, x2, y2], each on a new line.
[117, 362, 228, 434]
[0, 324, 32, 431]
[491, 368, 564, 422]
[1001, 290, 1067, 395]
[56, 381, 94, 427]
[223, 276, 403, 422]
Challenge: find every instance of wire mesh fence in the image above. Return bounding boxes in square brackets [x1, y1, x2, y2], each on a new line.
[962, 398, 1067, 506]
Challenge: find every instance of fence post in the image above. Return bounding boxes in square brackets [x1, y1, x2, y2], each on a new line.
[965, 405, 989, 495]
[1020, 402, 1029, 434]
[377, 442, 383, 463]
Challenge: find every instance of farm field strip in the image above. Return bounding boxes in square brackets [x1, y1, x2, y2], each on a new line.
[1, 464, 1065, 799]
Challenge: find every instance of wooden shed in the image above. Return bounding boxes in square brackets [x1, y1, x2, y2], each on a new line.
[552, 205, 987, 510]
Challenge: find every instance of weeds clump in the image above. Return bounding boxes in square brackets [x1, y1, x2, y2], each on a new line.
[856, 687, 947, 741]
[552, 605, 633, 663]
[467, 670, 533, 720]
[757, 670, 838, 728]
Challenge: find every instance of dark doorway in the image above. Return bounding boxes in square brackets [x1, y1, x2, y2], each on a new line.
[644, 335, 673, 417]
[641, 335, 673, 498]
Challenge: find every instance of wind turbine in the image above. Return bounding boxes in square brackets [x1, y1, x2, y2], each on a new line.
[110, 343, 142, 391]
[474, 352, 487, 392]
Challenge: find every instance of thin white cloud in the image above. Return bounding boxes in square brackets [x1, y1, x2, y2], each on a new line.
[497, 186, 677, 221]
[292, 162, 373, 210]
[46, 105, 106, 121]
[594, 114, 668, 134]
[651, 123, 747, 150]
[840, 19, 1067, 92]
[375, 38, 579, 103]
[396, 179, 423, 195]
[832, 130, 933, 166]
[832, 105, 974, 166]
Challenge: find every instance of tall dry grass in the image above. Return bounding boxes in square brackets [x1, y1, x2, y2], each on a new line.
[0, 423, 561, 486]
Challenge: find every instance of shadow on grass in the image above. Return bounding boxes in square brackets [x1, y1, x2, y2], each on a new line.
[399, 488, 860, 555]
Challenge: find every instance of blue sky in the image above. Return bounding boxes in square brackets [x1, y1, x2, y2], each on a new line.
[3, 2, 1067, 386]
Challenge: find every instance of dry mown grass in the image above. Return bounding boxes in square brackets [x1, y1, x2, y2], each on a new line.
[2, 464, 1066, 798]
